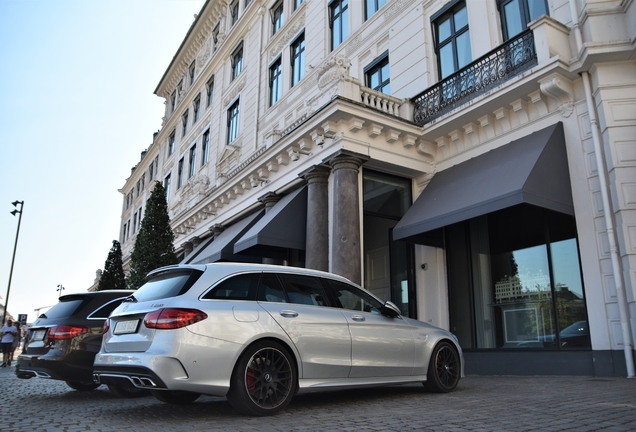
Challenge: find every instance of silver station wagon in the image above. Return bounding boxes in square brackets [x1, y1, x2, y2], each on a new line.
[93, 263, 463, 415]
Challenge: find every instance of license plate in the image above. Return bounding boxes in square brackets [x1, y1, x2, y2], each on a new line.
[31, 330, 46, 341]
[114, 319, 139, 335]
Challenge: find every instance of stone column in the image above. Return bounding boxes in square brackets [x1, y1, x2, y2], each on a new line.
[258, 192, 283, 265]
[300, 165, 331, 272]
[328, 152, 367, 285]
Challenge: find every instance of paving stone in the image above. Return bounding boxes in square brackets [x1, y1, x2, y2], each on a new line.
[1, 367, 635, 431]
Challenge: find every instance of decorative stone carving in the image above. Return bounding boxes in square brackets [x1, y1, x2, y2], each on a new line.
[539, 73, 574, 118]
[270, 13, 306, 59]
[316, 56, 352, 90]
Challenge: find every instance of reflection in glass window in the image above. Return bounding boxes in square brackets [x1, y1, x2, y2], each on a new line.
[278, 274, 328, 306]
[500, 0, 549, 40]
[434, 2, 472, 79]
[330, 0, 348, 51]
[446, 204, 590, 350]
[203, 274, 260, 300]
[324, 279, 383, 314]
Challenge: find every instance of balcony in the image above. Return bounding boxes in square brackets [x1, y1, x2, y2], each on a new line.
[413, 29, 537, 126]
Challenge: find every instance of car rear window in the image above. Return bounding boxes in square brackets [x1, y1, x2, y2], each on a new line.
[133, 269, 203, 302]
[202, 273, 260, 300]
[88, 298, 128, 319]
[41, 297, 89, 319]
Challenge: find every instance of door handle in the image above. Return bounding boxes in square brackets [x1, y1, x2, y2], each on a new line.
[351, 315, 365, 322]
[280, 310, 299, 318]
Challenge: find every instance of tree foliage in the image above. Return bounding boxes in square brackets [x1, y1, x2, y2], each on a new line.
[127, 181, 178, 289]
[97, 240, 126, 290]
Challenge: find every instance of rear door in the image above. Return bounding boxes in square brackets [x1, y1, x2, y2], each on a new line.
[257, 272, 352, 379]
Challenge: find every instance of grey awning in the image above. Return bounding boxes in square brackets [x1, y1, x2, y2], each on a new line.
[394, 123, 573, 244]
[192, 210, 265, 264]
[233, 186, 307, 259]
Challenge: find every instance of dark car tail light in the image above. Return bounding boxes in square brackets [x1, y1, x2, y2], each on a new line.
[143, 308, 208, 329]
[48, 325, 90, 340]
[102, 319, 110, 334]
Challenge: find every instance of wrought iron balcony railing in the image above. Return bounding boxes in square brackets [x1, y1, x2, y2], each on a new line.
[413, 29, 537, 125]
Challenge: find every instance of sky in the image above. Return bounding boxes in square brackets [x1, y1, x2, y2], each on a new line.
[0, 0, 205, 323]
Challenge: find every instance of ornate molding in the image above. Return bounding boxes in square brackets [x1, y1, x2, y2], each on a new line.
[223, 75, 246, 106]
[316, 55, 352, 90]
[539, 73, 574, 118]
[269, 13, 306, 60]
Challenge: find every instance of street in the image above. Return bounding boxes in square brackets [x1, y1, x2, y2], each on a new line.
[1, 365, 635, 431]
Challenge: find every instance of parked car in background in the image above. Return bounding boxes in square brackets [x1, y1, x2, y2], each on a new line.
[93, 263, 463, 415]
[16, 290, 147, 397]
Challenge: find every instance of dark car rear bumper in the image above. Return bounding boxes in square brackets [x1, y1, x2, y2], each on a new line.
[16, 353, 94, 383]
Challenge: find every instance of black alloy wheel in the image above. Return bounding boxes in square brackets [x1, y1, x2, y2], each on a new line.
[423, 341, 460, 393]
[227, 340, 296, 416]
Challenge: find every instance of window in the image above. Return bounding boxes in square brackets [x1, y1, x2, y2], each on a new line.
[231, 43, 243, 80]
[269, 57, 282, 106]
[433, 1, 472, 79]
[149, 162, 154, 180]
[193, 94, 201, 123]
[278, 274, 329, 306]
[271, 0, 284, 34]
[365, 0, 386, 20]
[330, 0, 348, 51]
[294, 0, 303, 10]
[189, 61, 196, 85]
[212, 23, 220, 51]
[202, 130, 210, 165]
[122, 223, 127, 242]
[365, 52, 390, 94]
[140, 173, 145, 191]
[188, 144, 196, 178]
[182, 110, 189, 136]
[164, 173, 171, 198]
[133, 212, 138, 233]
[500, 0, 548, 40]
[446, 205, 590, 350]
[227, 99, 240, 144]
[170, 91, 176, 113]
[206, 76, 214, 107]
[177, 157, 184, 188]
[245, 0, 252, 7]
[203, 273, 260, 300]
[168, 131, 175, 156]
[323, 279, 383, 313]
[290, 32, 305, 87]
[230, 0, 239, 26]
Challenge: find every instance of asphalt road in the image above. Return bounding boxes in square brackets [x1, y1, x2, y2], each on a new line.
[1, 364, 635, 431]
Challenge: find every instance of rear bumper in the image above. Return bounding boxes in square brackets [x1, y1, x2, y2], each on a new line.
[16, 353, 94, 383]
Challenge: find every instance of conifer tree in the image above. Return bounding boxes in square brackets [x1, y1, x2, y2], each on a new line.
[97, 240, 126, 290]
[127, 181, 178, 289]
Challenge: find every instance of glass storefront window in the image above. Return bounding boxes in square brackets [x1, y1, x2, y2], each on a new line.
[447, 204, 590, 350]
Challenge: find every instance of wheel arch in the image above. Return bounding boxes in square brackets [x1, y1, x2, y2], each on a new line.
[231, 336, 301, 388]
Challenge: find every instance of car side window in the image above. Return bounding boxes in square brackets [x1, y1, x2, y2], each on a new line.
[89, 298, 127, 319]
[277, 273, 329, 306]
[323, 279, 383, 314]
[257, 273, 288, 303]
[202, 273, 260, 300]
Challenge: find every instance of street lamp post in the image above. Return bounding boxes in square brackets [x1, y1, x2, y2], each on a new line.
[56, 284, 65, 298]
[3, 200, 24, 326]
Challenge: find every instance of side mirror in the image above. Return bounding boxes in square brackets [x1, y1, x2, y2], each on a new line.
[382, 301, 401, 318]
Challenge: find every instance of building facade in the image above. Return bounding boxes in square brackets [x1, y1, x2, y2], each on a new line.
[118, 0, 636, 377]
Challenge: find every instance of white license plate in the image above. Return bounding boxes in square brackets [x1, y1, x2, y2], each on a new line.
[32, 330, 46, 341]
[114, 319, 139, 335]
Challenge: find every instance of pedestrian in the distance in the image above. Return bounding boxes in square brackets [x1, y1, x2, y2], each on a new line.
[1, 319, 18, 367]
[10, 321, 21, 361]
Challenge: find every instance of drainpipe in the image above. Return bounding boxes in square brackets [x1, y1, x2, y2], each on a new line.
[570, 0, 635, 378]
[253, 6, 266, 151]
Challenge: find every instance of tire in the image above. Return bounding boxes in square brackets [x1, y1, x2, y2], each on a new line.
[226, 340, 296, 416]
[65, 381, 100, 391]
[107, 384, 150, 398]
[423, 341, 460, 393]
[150, 390, 201, 405]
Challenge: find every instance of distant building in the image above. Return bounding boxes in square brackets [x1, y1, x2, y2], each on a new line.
[117, 0, 636, 376]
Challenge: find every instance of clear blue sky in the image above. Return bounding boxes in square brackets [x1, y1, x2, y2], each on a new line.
[0, 0, 205, 322]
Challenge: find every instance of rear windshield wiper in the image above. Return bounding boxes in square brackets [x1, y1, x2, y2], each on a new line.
[123, 295, 138, 303]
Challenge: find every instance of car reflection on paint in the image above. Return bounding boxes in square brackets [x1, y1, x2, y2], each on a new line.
[93, 263, 464, 416]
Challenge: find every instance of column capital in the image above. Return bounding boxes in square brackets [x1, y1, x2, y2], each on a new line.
[208, 224, 224, 238]
[299, 164, 331, 184]
[181, 241, 193, 253]
[325, 150, 369, 172]
[258, 191, 280, 210]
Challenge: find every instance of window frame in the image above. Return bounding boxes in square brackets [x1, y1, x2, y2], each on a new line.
[269, 56, 282, 107]
[432, 0, 472, 80]
[230, 0, 239, 26]
[202, 129, 210, 166]
[227, 98, 240, 144]
[364, 51, 390, 94]
[271, 0, 284, 34]
[290, 32, 305, 87]
[329, 0, 349, 51]
[189, 61, 196, 86]
[365, 0, 386, 20]
[168, 130, 175, 156]
[499, 0, 549, 40]
[206, 75, 214, 107]
[188, 143, 197, 178]
[182, 110, 189, 136]
[164, 173, 171, 198]
[231, 42, 244, 81]
[177, 157, 184, 189]
[193, 94, 201, 123]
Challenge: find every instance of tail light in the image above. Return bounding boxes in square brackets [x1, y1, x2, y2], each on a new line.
[102, 319, 110, 334]
[48, 325, 90, 340]
[143, 308, 208, 329]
